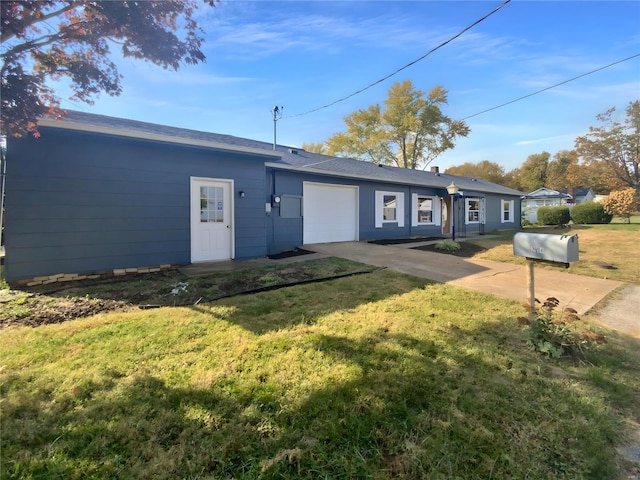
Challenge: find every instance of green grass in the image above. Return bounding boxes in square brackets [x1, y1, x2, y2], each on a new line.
[2, 269, 639, 479]
[469, 223, 640, 284]
[0, 258, 373, 327]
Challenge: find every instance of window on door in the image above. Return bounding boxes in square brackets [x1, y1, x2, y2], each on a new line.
[200, 186, 224, 223]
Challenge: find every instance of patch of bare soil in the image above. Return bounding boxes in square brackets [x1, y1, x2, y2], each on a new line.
[411, 241, 488, 257]
[1, 261, 367, 328]
[1, 295, 132, 328]
[267, 248, 314, 259]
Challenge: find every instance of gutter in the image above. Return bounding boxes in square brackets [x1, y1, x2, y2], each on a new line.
[38, 117, 283, 160]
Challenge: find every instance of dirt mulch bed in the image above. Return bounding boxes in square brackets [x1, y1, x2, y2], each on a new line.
[412, 241, 488, 258]
[267, 248, 315, 259]
[1, 260, 369, 328]
[368, 236, 444, 245]
[1, 295, 132, 329]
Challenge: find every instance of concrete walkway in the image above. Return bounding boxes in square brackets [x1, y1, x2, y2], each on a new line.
[305, 241, 624, 316]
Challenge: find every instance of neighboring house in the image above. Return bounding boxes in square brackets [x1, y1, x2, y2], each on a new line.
[521, 188, 572, 224]
[559, 187, 595, 205]
[521, 187, 596, 224]
[4, 111, 523, 285]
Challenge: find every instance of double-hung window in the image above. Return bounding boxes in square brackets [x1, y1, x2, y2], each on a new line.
[466, 198, 480, 224]
[383, 195, 397, 221]
[375, 191, 405, 227]
[501, 199, 514, 223]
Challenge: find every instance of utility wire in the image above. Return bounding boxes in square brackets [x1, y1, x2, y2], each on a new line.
[285, 0, 511, 118]
[462, 53, 640, 120]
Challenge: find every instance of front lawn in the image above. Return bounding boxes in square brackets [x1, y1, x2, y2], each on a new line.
[2, 268, 639, 479]
[466, 223, 640, 284]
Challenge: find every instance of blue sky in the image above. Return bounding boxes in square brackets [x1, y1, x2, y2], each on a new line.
[59, 0, 640, 172]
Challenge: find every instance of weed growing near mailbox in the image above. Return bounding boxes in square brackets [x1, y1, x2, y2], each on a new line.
[518, 297, 606, 360]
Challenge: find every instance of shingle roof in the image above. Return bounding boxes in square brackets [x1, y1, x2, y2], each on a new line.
[559, 188, 593, 197]
[41, 110, 524, 197]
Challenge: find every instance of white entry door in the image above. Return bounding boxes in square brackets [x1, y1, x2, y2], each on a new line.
[190, 178, 233, 262]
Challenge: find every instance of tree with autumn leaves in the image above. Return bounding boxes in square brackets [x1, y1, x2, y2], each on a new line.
[314, 81, 470, 170]
[602, 188, 637, 223]
[443, 101, 638, 197]
[1, 0, 216, 138]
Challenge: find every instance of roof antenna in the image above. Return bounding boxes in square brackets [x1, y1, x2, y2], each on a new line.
[272, 106, 283, 151]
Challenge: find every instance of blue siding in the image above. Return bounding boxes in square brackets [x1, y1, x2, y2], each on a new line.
[5, 129, 268, 283]
[266, 170, 447, 252]
[265, 169, 521, 252]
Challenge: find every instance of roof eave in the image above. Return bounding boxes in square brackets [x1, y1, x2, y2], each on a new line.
[266, 162, 522, 196]
[38, 117, 283, 159]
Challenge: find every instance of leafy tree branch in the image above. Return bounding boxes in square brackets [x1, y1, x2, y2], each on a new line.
[1, 0, 217, 138]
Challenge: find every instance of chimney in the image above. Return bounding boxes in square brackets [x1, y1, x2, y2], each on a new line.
[430, 166, 439, 174]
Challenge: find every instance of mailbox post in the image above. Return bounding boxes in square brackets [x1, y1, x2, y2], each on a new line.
[513, 233, 579, 316]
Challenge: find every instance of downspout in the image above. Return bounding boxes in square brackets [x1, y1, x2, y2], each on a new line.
[0, 142, 6, 252]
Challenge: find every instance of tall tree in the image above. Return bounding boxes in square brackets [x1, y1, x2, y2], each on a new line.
[545, 150, 577, 190]
[1, 0, 216, 138]
[503, 168, 522, 191]
[325, 81, 470, 169]
[574, 100, 640, 190]
[444, 160, 506, 184]
[518, 151, 550, 192]
[566, 159, 628, 194]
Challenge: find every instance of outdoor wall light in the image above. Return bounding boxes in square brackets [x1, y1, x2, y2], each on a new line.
[446, 181, 459, 196]
[239, 191, 245, 198]
[446, 182, 460, 241]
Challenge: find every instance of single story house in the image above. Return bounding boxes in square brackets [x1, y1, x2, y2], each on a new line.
[521, 188, 572, 224]
[559, 187, 595, 205]
[521, 187, 596, 223]
[4, 111, 523, 285]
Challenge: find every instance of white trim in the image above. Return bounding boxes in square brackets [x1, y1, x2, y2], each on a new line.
[501, 199, 515, 223]
[375, 191, 404, 228]
[412, 193, 438, 227]
[39, 118, 282, 159]
[465, 197, 480, 224]
[190, 177, 235, 262]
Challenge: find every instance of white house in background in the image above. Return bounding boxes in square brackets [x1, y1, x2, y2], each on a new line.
[521, 188, 572, 224]
[521, 187, 596, 224]
[560, 187, 595, 205]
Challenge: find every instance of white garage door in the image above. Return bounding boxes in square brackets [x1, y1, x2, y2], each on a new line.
[303, 182, 359, 244]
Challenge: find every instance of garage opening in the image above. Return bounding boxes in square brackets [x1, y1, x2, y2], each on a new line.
[303, 182, 359, 244]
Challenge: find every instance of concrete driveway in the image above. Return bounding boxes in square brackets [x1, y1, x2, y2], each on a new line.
[305, 241, 623, 316]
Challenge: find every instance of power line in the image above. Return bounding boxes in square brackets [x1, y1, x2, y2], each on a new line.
[286, 0, 511, 119]
[462, 53, 640, 120]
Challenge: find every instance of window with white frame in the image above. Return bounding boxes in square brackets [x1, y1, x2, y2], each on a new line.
[375, 191, 405, 227]
[416, 196, 434, 224]
[411, 194, 440, 227]
[383, 194, 397, 221]
[501, 199, 514, 223]
[466, 198, 480, 224]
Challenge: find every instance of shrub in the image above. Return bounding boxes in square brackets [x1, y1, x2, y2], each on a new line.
[518, 297, 605, 360]
[435, 240, 461, 252]
[537, 206, 570, 225]
[570, 201, 612, 224]
[602, 188, 637, 223]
